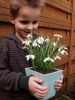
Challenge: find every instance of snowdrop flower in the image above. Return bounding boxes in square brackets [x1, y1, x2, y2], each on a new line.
[27, 34, 32, 39]
[36, 36, 44, 44]
[54, 34, 62, 41]
[32, 40, 40, 47]
[52, 42, 57, 47]
[54, 56, 61, 60]
[54, 34, 62, 38]
[58, 46, 68, 52]
[26, 55, 35, 61]
[58, 46, 64, 52]
[44, 57, 54, 63]
[45, 38, 49, 43]
[22, 46, 27, 49]
[60, 50, 68, 55]
[64, 47, 68, 50]
[22, 40, 31, 46]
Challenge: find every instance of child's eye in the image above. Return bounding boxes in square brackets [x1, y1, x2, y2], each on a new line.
[20, 20, 38, 25]
[33, 21, 38, 24]
[20, 21, 29, 24]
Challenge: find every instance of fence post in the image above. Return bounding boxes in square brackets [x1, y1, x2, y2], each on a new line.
[67, 0, 75, 88]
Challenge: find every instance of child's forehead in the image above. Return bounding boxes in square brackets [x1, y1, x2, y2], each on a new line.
[17, 6, 41, 19]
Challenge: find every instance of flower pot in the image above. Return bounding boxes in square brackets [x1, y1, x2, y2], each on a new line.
[25, 67, 63, 100]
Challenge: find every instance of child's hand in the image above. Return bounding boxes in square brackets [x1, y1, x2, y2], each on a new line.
[54, 75, 64, 91]
[28, 76, 48, 99]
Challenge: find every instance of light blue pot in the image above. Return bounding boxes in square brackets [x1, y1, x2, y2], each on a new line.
[25, 67, 63, 100]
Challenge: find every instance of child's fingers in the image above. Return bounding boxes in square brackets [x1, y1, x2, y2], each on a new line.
[34, 92, 47, 99]
[28, 76, 48, 98]
[54, 80, 63, 91]
[33, 76, 43, 84]
[60, 74, 64, 81]
[55, 74, 64, 86]
[35, 86, 48, 94]
[36, 83, 48, 90]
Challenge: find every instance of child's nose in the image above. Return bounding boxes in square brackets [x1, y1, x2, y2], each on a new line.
[27, 23, 33, 31]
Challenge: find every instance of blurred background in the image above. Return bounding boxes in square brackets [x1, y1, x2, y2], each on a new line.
[0, 0, 75, 99]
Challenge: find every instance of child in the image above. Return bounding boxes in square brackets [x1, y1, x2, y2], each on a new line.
[0, 0, 63, 100]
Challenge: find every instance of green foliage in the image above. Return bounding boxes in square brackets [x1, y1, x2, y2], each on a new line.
[22, 34, 68, 72]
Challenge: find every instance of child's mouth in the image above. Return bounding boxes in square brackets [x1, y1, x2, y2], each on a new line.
[24, 31, 32, 35]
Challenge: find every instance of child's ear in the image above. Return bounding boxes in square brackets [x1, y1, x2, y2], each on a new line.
[10, 16, 15, 24]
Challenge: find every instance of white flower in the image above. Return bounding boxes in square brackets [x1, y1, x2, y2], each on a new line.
[64, 47, 68, 50]
[36, 36, 44, 44]
[54, 56, 61, 60]
[44, 57, 54, 63]
[22, 40, 31, 46]
[26, 55, 35, 61]
[45, 38, 49, 43]
[27, 34, 32, 39]
[54, 34, 62, 41]
[58, 46, 67, 52]
[22, 33, 68, 71]
[52, 42, 57, 46]
[54, 34, 62, 38]
[58, 46, 68, 55]
[22, 46, 27, 49]
[32, 40, 40, 47]
[60, 50, 68, 55]
[58, 47, 63, 52]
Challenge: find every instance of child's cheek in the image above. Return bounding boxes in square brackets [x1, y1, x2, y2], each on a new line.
[34, 23, 38, 30]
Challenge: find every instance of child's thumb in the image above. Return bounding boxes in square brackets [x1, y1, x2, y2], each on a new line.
[34, 77, 43, 84]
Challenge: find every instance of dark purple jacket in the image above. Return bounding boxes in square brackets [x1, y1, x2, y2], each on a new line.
[0, 33, 37, 100]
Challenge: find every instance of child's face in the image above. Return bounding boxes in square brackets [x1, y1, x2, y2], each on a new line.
[11, 6, 41, 39]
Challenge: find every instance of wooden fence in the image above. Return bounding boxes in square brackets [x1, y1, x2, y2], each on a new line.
[0, 0, 75, 92]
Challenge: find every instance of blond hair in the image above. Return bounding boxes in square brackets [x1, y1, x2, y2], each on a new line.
[10, 0, 45, 18]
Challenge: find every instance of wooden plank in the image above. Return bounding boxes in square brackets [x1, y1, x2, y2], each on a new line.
[71, 47, 75, 60]
[39, 16, 71, 30]
[71, 36, 75, 46]
[59, 0, 72, 6]
[46, 0, 72, 13]
[0, 22, 13, 42]
[54, 55, 68, 66]
[64, 64, 68, 78]
[0, 0, 10, 8]
[0, 7, 10, 15]
[69, 63, 75, 75]
[39, 21, 70, 30]
[42, 6, 70, 22]
[40, 16, 71, 27]
[0, 14, 10, 22]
